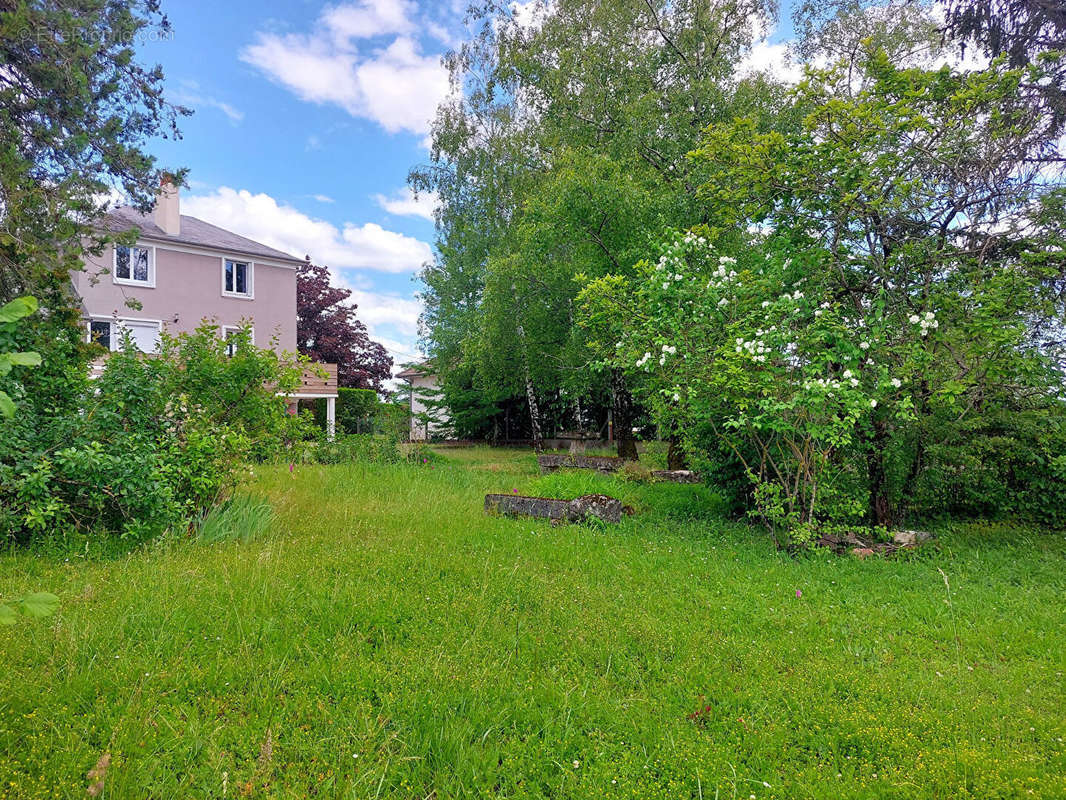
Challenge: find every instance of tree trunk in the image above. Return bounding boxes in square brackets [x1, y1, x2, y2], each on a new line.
[611, 369, 639, 461]
[516, 324, 543, 453]
[867, 420, 892, 528]
[524, 373, 543, 453]
[667, 434, 687, 470]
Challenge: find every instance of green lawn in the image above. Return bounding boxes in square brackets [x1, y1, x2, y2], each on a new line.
[1, 447, 1064, 798]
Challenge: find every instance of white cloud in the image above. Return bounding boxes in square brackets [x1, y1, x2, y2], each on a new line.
[345, 287, 422, 337]
[738, 38, 803, 83]
[171, 80, 244, 123]
[182, 186, 432, 273]
[240, 1, 450, 136]
[323, 0, 415, 38]
[374, 187, 438, 221]
[511, 0, 549, 30]
[312, 193, 335, 203]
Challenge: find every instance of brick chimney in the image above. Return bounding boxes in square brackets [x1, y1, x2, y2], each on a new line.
[153, 179, 180, 236]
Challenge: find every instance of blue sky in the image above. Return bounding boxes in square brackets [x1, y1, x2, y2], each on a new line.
[138, 0, 797, 371]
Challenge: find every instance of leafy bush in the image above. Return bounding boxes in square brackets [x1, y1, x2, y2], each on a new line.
[196, 494, 274, 544]
[336, 387, 379, 433]
[406, 443, 447, 465]
[0, 323, 308, 545]
[0, 297, 42, 418]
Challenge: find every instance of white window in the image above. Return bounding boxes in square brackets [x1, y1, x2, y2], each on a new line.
[222, 259, 253, 298]
[113, 245, 154, 287]
[221, 325, 253, 357]
[87, 318, 161, 353]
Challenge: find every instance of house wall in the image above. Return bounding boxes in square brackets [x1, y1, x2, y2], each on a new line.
[409, 373, 449, 441]
[74, 243, 298, 353]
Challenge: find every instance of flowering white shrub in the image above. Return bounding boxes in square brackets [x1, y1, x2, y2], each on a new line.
[587, 230, 939, 543]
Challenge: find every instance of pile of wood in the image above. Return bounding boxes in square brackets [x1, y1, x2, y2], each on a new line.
[816, 529, 934, 557]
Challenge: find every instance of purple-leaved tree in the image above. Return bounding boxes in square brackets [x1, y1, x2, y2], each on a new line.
[296, 260, 392, 391]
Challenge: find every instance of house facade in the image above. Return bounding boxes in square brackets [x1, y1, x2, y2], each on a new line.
[397, 363, 449, 441]
[74, 183, 338, 432]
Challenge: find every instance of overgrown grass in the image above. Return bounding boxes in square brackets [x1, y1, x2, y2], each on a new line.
[196, 494, 274, 544]
[1, 448, 1064, 798]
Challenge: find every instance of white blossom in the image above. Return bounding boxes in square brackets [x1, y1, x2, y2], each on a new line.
[859, 341, 870, 350]
[891, 378, 902, 389]
[870, 399, 877, 408]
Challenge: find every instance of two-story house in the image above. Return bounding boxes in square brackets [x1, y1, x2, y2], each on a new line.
[74, 182, 339, 432]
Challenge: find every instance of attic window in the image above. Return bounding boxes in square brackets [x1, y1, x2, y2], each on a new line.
[114, 245, 153, 286]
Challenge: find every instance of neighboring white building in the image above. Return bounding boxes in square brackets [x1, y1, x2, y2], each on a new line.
[397, 363, 449, 441]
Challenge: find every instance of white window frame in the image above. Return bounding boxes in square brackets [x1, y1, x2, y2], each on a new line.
[112, 244, 156, 288]
[86, 316, 163, 353]
[221, 324, 254, 356]
[221, 257, 254, 300]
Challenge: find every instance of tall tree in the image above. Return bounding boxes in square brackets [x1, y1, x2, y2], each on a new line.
[413, 0, 786, 454]
[0, 0, 187, 304]
[0, 0, 187, 419]
[942, 0, 1066, 142]
[296, 261, 392, 391]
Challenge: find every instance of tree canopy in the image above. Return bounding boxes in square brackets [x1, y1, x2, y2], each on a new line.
[296, 261, 392, 392]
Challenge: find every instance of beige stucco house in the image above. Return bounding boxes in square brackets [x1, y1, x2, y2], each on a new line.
[74, 183, 338, 432]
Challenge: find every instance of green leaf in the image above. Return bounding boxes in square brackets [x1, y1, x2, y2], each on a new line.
[0, 391, 13, 419]
[20, 592, 60, 619]
[0, 605, 17, 625]
[0, 296, 38, 323]
[6, 352, 41, 367]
